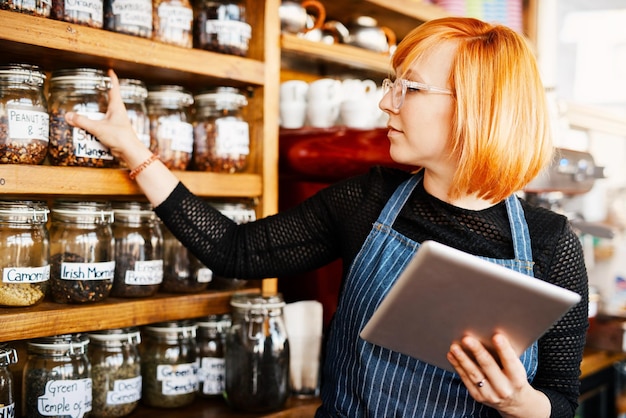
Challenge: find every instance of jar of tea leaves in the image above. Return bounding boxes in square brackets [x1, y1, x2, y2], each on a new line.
[49, 200, 115, 303]
[111, 202, 163, 298]
[104, 0, 152, 38]
[140, 320, 199, 408]
[196, 314, 230, 398]
[23, 334, 92, 418]
[0, 344, 18, 418]
[0, 64, 49, 165]
[48, 68, 116, 168]
[225, 292, 290, 412]
[193, 0, 251, 56]
[87, 328, 142, 417]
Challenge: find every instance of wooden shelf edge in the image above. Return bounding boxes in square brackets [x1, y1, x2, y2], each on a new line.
[0, 287, 259, 342]
[0, 11, 265, 87]
[0, 165, 262, 198]
[281, 34, 392, 74]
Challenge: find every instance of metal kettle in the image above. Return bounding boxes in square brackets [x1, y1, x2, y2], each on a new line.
[279, 0, 326, 34]
[344, 16, 396, 54]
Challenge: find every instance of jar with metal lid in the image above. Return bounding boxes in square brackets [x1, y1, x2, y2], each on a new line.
[193, 0, 251, 56]
[192, 87, 249, 173]
[196, 314, 230, 399]
[152, 0, 193, 48]
[140, 320, 198, 408]
[51, 0, 104, 27]
[119, 79, 154, 163]
[111, 201, 163, 298]
[0, 344, 18, 417]
[104, 0, 152, 38]
[0, 0, 51, 16]
[23, 334, 92, 418]
[147, 85, 193, 171]
[49, 200, 115, 304]
[0, 64, 49, 165]
[0, 200, 50, 307]
[87, 328, 142, 417]
[225, 292, 290, 412]
[48, 68, 116, 168]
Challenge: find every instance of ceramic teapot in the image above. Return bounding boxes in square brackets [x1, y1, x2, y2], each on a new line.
[345, 16, 396, 54]
[279, 0, 326, 35]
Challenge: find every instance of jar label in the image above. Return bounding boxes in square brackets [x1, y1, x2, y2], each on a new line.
[215, 119, 249, 156]
[64, 0, 104, 24]
[157, 120, 193, 153]
[60, 261, 116, 281]
[157, 3, 193, 31]
[156, 362, 198, 395]
[111, 0, 152, 29]
[204, 20, 251, 49]
[74, 111, 114, 160]
[197, 267, 213, 283]
[7, 109, 49, 141]
[106, 375, 142, 405]
[38, 378, 92, 418]
[0, 404, 15, 417]
[3, 265, 50, 284]
[199, 357, 225, 395]
[124, 259, 164, 285]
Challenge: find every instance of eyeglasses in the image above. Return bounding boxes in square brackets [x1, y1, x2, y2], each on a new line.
[382, 78, 453, 110]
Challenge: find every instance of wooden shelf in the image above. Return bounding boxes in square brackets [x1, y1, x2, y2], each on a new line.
[0, 11, 265, 89]
[0, 165, 262, 198]
[0, 287, 259, 342]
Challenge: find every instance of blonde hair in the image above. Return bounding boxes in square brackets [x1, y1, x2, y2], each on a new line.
[393, 17, 553, 202]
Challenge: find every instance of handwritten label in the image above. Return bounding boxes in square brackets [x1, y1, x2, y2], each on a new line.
[73, 111, 113, 160]
[215, 119, 249, 156]
[156, 362, 198, 395]
[106, 376, 142, 406]
[197, 267, 213, 283]
[60, 261, 115, 281]
[157, 119, 193, 153]
[3, 265, 50, 284]
[0, 403, 15, 418]
[124, 259, 163, 285]
[199, 357, 225, 395]
[37, 378, 92, 418]
[7, 109, 49, 141]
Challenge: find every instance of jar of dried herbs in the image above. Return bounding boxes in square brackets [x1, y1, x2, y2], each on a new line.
[0, 64, 49, 165]
[225, 293, 290, 412]
[193, 0, 251, 56]
[140, 320, 198, 408]
[0, 0, 51, 16]
[196, 314, 230, 399]
[87, 328, 142, 417]
[147, 85, 193, 171]
[51, 0, 104, 27]
[48, 68, 117, 168]
[49, 200, 115, 304]
[0, 344, 18, 418]
[0, 200, 50, 307]
[192, 87, 249, 173]
[23, 334, 92, 418]
[111, 201, 163, 298]
[119, 79, 154, 164]
[104, 0, 152, 38]
[152, 0, 193, 48]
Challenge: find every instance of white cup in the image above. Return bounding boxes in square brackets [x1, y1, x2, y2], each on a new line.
[341, 78, 377, 100]
[280, 80, 309, 103]
[307, 78, 343, 103]
[340, 99, 376, 129]
[307, 99, 339, 128]
[280, 100, 307, 129]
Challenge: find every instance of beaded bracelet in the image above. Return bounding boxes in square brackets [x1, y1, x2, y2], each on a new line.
[129, 154, 159, 180]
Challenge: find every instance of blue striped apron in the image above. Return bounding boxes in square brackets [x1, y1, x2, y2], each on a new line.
[317, 172, 538, 417]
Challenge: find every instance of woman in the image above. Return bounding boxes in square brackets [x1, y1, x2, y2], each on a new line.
[66, 17, 588, 418]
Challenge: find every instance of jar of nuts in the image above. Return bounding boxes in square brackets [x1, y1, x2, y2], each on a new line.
[192, 87, 249, 173]
[153, 0, 193, 48]
[0, 200, 50, 307]
[147, 85, 194, 171]
[119, 78, 154, 168]
[0, 64, 49, 165]
[51, 0, 104, 28]
[48, 68, 117, 168]
[104, 0, 153, 38]
[193, 0, 251, 56]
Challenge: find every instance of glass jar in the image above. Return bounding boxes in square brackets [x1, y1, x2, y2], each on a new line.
[225, 293, 289, 412]
[140, 320, 198, 408]
[104, 0, 152, 38]
[192, 87, 249, 173]
[193, 0, 251, 56]
[49, 200, 115, 304]
[152, 0, 193, 48]
[0, 64, 49, 165]
[0, 0, 51, 16]
[147, 85, 193, 171]
[51, 0, 103, 27]
[0, 344, 18, 418]
[119, 79, 154, 162]
[87, 328, 142, 417]
[0, 200, 50, 307]
[23, 334, 92, 418]
[196, 314, 230, 399]
[111, 201, 163, 298]
[48, 68, 116, 168]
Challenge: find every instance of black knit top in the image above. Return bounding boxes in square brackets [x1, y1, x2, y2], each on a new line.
[155, 166, 588, 418]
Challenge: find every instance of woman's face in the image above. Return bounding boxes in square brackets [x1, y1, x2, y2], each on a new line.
[380, 41, 456, 173]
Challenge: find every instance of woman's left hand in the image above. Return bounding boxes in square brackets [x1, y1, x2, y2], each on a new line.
[447, 333, 550, 418]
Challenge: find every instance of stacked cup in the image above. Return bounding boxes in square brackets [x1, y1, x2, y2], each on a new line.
[279, 80, 309, 129]
[305, 78, 343, 128]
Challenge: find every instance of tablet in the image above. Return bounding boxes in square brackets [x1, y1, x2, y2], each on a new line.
[360, 240, 581, 372]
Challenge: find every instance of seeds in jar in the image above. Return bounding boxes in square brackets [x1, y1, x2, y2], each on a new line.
[193, 119, 248, 172]
[0, 282, 44, 306]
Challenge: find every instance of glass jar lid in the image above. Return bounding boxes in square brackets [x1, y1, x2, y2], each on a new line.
[147, 85, 194, 108]
[51, 200, 114, 224]
[194, 86, 247, 109]
[0, 200, 49, 224]
[87, 327, 141, 346]
[144, 320, 198, 338]
[0, 344, 18, 366]
[196, 313, 231, 331]
[112, 201, 156, 223]
[119, 78, 148, 102]
[0, 63, 46, 87]
[230, 292, 286, 310]
[27, 334, 90, 355]
[49, 68, 111, 91]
